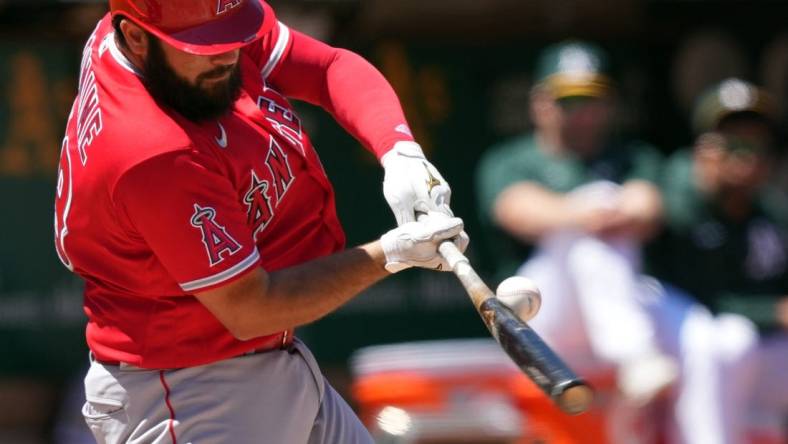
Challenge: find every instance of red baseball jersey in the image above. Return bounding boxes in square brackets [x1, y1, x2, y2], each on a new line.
[53, 14, 370, 368]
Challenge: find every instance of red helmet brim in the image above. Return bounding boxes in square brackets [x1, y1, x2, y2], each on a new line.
[120, 0, 276, 56]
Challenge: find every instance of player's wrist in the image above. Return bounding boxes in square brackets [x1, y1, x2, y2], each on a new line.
[361, 241, 391, 274]
[380, 141, 425, 168]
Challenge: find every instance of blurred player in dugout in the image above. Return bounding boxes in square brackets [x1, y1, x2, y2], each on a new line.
[476, 41, 677, 409]
[478, 43, 787, 443]
[648, 78, 788, 443]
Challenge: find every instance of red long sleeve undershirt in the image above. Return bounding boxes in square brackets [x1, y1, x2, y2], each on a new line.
[266, 29, 415, 160]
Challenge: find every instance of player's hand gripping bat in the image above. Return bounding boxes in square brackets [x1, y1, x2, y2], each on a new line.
[433, 230, 594, 414]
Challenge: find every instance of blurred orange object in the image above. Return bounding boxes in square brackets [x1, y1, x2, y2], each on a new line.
[351, 339, 660, 444]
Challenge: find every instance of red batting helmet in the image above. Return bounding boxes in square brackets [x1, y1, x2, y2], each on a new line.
[110, 0, 276, 55]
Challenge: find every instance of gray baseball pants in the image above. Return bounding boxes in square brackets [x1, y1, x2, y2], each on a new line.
[82, 339, 373, 443]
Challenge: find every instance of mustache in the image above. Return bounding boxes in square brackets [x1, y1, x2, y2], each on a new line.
[197, 65, 236, 83]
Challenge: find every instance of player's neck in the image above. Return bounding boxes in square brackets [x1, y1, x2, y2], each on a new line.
[536, 131, 566, 155]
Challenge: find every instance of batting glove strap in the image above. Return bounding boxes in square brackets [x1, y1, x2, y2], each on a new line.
[382, 141, 454, 226]
[380, 212, 467, 273]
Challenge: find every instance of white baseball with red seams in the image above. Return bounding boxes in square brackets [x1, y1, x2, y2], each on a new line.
[495, 276, 542, 321]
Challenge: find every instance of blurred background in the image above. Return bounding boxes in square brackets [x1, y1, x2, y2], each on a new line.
[1, 0, 787, 443]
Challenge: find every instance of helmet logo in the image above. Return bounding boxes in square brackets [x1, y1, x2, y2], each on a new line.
[216, 0, 243, 15]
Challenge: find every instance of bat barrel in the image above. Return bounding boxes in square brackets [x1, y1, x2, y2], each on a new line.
[480, 297, 594, 414]
[433, 237, 593, 414]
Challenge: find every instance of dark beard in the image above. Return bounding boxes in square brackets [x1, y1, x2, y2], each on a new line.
[142, 39, 242, 122]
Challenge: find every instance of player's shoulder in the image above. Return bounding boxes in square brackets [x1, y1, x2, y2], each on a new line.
[76, 14, 193, 168]
[113, 146, 216, 198]
[96, 85, 191, 170]
[664, 147, 692, 164]
[241, 18, 291, 80]
[105, 109, 191, 162]
[79, 93, 194, 213]
[476, 134, 541, 199]
[616, 137, 663, 159]
[91, 59, 192, 173]
[662, 148, 693, 181]
[480, 134, 540, 167]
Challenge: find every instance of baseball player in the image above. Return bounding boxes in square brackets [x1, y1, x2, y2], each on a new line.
[476, 41, 676, 405]
[53, 1, 467, 442]
[648, 78, 788, 443]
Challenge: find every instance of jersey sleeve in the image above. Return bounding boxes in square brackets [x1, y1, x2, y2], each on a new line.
[113, 149, 261, 293]
[246, 23, 415, 159]
[244, 19, 293, 81]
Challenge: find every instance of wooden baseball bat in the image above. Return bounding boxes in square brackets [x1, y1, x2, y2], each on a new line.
[437, 239, 594, 415]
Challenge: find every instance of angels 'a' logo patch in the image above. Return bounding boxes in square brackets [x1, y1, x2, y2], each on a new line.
[244, 170, 274, 241]
[216, 0, 242, 15]
[190, 204, 242, 266]
[242, 137, 296, 240]
[265, 138, 295, 200]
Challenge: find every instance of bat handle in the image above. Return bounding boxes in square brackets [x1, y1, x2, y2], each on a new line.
[415, 212, 475, 277]
[438, 239, 469, 271]
[417, 211, 493, 309]
[438, 240, 496, 311]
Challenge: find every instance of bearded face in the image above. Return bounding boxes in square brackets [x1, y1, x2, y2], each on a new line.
[142, 37, 242, 122]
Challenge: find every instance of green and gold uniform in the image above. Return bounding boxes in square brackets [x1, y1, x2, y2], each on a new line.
[476, 134, 663, 279]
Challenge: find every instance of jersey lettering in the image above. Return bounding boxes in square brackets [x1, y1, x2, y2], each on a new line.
[257, 95, 302, 138]
[76, 28, 104, 165]
[190, 204, 242, 266]
[244, 170, 274, 241]
[257, 89, 305, 154]
[265, 138, 294, 200]
[98, 34, 111, 57]
[54, 136, 74, 270]
[265, 118, 304, 154]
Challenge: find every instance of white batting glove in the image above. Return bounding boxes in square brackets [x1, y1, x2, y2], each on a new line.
[380, 212, 468, 273]
[382, 141, 453, 225]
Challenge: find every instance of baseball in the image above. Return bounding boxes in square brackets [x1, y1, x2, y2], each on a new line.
[496, 276, 542, 321]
